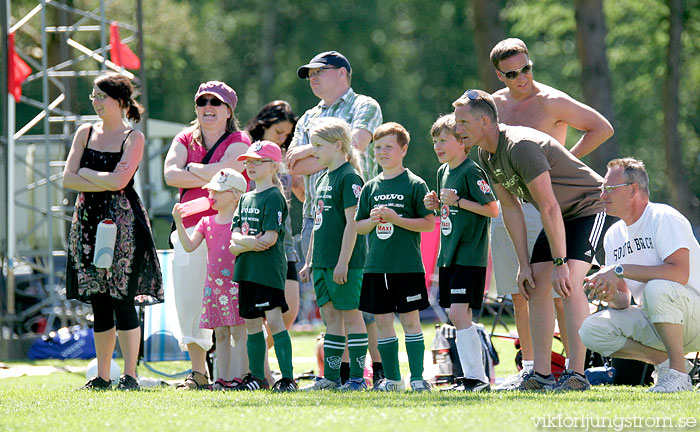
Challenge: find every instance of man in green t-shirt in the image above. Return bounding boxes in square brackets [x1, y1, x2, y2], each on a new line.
[355, 122, 435, 392]
[423, 114, 499, 392]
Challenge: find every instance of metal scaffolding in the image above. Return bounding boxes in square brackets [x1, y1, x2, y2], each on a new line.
[1, 0, 147, 337]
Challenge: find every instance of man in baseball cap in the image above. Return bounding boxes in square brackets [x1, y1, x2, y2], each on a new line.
[297, 51, 352, 79]
[287, 50, 385, 390]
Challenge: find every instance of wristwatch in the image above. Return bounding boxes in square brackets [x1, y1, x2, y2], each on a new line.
[552, 257, 568, 266]
[614, 264, 624, 278]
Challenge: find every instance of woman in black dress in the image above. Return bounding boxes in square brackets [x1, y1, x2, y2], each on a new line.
[63, 72, 163, 390]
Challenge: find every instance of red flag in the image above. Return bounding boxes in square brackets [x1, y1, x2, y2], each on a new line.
[109, 23, 141, 70]
[8, 33, 32, 103]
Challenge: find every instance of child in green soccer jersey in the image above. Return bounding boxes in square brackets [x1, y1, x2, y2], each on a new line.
[423, 114, 499, 392]
[228, 141, 296, 392]
[298, 117, 368, 391]
[355, 122, 435, 392]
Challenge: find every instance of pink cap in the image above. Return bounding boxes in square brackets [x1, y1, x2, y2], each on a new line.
[236, 141, 282, 163]
[194, 81, 237, 110]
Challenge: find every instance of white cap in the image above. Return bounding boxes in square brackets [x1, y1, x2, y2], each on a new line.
[202, 168, 247, 193]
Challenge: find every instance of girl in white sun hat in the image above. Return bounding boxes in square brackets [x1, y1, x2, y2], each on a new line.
[173, 168, 248, 390]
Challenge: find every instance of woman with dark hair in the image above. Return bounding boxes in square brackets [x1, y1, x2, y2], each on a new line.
[63, 72, 163, 391]
[245, 101, 304, 383]
[163, 81, 251, 390]
[245, 100, 297, 149]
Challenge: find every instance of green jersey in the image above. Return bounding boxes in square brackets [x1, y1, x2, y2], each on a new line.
[311, 162, 366, 269]
[437, 158, 496, 267]
[232, 187, 288, 290]
[355, 169, 431, 273]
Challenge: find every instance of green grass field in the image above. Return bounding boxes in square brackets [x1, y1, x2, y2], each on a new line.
[1, 318, 698, 432]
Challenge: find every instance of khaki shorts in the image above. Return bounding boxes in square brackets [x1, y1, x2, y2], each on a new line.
[490, 202, 560, 298]
[579, 280, 700, 357]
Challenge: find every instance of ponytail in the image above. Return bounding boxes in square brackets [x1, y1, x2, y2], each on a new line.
[126, 98, 144, 123]
[346, 148, 363, 180]
[271, 161, 286, 194]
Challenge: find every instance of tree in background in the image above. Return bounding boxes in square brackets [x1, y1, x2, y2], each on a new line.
[663, 0, 698, 224]
[8, 0, 699, 226]
[470, 0, 506, 93]
[574, 0, 620, 175]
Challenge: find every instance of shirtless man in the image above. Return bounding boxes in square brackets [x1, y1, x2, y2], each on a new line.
[489, 38, 614, 390]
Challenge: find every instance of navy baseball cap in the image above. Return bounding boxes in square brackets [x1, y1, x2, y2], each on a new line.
[297, 51, 352, 79]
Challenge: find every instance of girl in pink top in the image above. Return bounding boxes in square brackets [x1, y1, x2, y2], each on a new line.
[173, 168, 249, 390]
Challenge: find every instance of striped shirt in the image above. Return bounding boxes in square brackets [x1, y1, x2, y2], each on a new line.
[289, 87, 383, 218]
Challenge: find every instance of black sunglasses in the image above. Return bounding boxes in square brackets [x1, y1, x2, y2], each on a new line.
[497, 61, 533, 80]
[463, 89, 498, 119]
[196, 97, 223, 107]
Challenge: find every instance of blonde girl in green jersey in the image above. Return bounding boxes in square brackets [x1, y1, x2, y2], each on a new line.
[299, 118, 369, 391]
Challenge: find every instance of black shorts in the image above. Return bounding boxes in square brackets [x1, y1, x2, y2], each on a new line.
[238, 280, 289, 319]
[286, 261, 298, 281]
[438, 265, 485, 309]
[530, 212, 617, 264]
[359, 273, 430, 314]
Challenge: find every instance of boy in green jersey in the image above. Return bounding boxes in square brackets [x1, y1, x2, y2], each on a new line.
[423, 114, 498, 392]
[356, 122, 435, 392]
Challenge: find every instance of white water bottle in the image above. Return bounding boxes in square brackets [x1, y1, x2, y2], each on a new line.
[93, 219, 117, 268]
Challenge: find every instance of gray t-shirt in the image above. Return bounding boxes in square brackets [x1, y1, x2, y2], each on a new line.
[478, 124, 604, 220]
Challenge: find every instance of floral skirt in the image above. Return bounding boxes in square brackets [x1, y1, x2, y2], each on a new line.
[66, 188, 163, 304]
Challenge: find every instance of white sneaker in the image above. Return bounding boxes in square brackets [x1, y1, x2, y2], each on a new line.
[301, 377, 340, 391]
[495, 368, 531, 391]
[410, 379, 432, 392]
[371, 378, 405, 392]
[648, 368, 692, 393]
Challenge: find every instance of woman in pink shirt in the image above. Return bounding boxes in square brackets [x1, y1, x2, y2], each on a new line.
[163, 81, 250, 389]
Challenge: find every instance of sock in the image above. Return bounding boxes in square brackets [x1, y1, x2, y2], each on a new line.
[272, 330, 293, 379]
[565, 358, 570, 369]
[372, 362, 384, 382]
[347, 333, 368, 380]
[405, 332, 425, 382]
[323, 333, 345, 382]
[455, 326, 487, 382]
[656, 359, 670, 369]
[246, 331, 267, 380]
[377, 336, 400, 381]
[535, 371, 553, 379]
[340, 362, 350, 384]
[522, 360, 534, 372]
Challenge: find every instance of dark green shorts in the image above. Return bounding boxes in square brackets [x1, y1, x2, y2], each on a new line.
[313, 268, 363, 310]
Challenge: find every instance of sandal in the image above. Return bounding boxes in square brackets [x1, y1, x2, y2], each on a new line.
[176, 371, 210, 390]
[212, 377, 243, 391]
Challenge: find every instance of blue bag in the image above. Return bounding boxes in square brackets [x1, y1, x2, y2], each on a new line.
[28, 326, 98, 360]
[584, 364, 616, 385]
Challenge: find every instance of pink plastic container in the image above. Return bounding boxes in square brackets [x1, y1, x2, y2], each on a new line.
[179, 197, 211, 217]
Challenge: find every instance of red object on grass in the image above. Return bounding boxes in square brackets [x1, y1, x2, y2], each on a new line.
[8, 33, 32, 102]
[109, 23, 141, 70]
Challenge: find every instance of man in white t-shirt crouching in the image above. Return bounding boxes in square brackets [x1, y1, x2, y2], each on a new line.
[580, 157, 700, 392]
